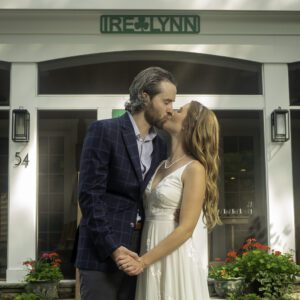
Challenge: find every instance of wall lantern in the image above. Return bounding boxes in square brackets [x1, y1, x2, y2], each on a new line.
[271, 107, 290, 142]
[12, 108, 30, 142]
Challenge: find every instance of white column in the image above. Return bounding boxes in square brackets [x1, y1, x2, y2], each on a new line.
[7, 63, 37, 282]
[263, 64, 295, 253]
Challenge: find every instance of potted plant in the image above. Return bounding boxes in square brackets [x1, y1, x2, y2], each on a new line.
[209, 238, 300, 299]
[235, 238, 300, 299]
[23, 252, 63, 300]
[209, 252, 245, 298]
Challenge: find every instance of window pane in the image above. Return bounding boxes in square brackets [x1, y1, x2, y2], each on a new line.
[38, 51, 262, 95]
[0, 62, 10, 106]
[291, 110, 300, 264]
[209, 110, 267, 260]
[0, 111, 9, 280]
[288, 62, 300, 106]
[38, 110, 97, 279]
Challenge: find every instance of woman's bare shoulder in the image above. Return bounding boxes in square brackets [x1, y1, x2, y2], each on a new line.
[183, 160, 205, 179]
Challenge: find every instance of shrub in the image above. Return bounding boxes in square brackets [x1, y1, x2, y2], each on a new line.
[23, 252, 63, 282]
[209, 238, 300, 299]
[14, 293, 41, 300]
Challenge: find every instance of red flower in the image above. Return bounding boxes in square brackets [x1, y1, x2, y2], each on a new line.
[227, 250, 237, 258]
[214, 257, 222, 262]
[49, 252, 59, 258]
[242, 243, 250, 249]
[23, 260, 35, 266]
[246, 238, 256, 244]
[254, 243, 269, 251]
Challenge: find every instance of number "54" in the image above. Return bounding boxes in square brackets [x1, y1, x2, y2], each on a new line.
[15, 152, 29, 167]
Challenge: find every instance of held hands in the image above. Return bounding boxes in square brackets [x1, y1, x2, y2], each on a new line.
[116, 254, 146, 276]
[111, 246, 138, 262]
[112, 246, 145, 276]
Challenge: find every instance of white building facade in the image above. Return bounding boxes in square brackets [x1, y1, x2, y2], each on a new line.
[0, 0, 299, 283]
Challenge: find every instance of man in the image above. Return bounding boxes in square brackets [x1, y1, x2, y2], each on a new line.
[74, 66, 177, 300]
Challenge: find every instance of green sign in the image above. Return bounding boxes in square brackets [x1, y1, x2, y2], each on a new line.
[112, 109, 125, 118]
[100, 15, 200, 34]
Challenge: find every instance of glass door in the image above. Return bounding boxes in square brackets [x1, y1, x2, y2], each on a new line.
[209, 110, 267, 260]
[291, 110, 300, 264]
[0, 111, 9, 280]
[38, 110, 97, 278]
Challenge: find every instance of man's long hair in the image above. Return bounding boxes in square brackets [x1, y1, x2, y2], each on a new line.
[125, 66, 176, 114]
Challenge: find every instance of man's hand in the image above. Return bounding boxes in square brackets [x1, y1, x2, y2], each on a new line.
[111, 246, 138, 263]
[116, 255, 145, 276]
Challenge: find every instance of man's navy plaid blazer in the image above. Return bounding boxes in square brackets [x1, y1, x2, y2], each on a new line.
[74, 112, 167, 272]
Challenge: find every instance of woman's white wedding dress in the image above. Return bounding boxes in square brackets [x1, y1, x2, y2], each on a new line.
[135, 161, 210, 300]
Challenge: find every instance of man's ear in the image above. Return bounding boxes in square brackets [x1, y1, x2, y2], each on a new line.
[142, 92, 150, 104]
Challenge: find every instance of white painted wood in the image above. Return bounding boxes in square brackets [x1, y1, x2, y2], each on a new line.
[0, 12, 300, 35]
[263, 64, 296, 254]
[0, 11, 299, 62]
[0, 0, 300, 11]
[35, 95, 264, 111]
[7, 63, 38, 282]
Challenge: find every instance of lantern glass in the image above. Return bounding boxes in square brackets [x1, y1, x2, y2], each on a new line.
[271, 108, 289, 142]
[276, 114, 286, 135]
[12, 109, 30, 142]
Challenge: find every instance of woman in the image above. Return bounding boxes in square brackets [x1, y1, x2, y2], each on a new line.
[117, 101, 221, 299]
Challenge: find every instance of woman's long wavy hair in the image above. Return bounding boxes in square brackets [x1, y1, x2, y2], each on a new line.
[183, 101, 221, 231]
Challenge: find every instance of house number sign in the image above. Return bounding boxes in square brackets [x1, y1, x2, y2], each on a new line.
[100, 15, 200, 34]
[15, 152, 29, 167]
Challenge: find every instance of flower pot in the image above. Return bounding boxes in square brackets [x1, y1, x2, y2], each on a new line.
[207, 277, 217, 297]
[25, 281, 59, 299]
[214, 277, 245, 298]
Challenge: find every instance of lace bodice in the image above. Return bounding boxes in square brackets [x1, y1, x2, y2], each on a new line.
[144, 162, 192, 221]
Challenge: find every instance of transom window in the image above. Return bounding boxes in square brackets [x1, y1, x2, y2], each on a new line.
[38, 51, 262, 95]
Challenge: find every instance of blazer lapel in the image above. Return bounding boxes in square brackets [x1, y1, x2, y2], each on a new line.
[121, 113, 143, 183]
[143, 136, 162, 187]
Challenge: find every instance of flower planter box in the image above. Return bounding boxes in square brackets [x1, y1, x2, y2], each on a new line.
[0, 280, 75, 300]
[214, 277, 245, 298]
[25, 281, 59, 300]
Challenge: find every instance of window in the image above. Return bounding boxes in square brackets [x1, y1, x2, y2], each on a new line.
[38, 110, 97, 278]
[0, 62, 10, 106]
[38, 51, 262, 95]
[210, 110, 267, 260]
[291, 110, 300, 264]
[0, 111, 9, 280]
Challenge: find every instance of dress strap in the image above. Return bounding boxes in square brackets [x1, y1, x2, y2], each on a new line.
[175, 160, 195, 177]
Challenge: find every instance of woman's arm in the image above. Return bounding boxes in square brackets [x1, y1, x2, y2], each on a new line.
[118, 161, 206, 275]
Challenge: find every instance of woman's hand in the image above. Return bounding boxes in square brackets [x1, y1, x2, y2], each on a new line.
[116, 255, 145, 276]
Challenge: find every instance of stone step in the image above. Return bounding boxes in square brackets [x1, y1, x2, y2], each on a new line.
[0, 281, 75, 300]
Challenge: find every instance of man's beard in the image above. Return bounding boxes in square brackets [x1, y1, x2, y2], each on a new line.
[144, 105, 165, 129]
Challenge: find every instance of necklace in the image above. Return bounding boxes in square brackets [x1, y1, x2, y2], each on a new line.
[164, 154, 186, 169]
